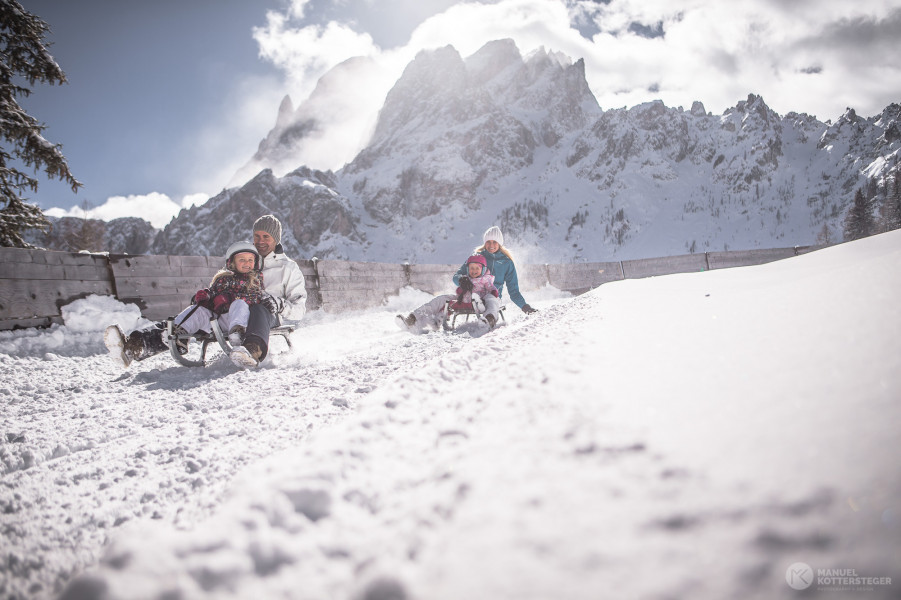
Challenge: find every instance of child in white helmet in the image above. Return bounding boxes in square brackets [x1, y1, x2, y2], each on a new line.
[178, 241, 265, 349]
[105, 241, 265, 367]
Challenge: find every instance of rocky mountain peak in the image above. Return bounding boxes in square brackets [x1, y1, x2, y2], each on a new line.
[152, 39, 899, 264]
[275, 95, 294, 129]
[464, 38, 522, 85]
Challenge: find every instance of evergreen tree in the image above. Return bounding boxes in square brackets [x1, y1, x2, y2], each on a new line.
[62, 200, 104, 251]
[843, 187, 876, 241]
[0, 0, 81, 247]
[879, 176, 901, 233]
[815, 223, 833, 245]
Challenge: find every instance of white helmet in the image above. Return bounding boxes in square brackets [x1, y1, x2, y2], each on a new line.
[225, 241, 260, 270]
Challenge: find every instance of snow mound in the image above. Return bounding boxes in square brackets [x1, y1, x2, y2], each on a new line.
[0, 295, 151, 358]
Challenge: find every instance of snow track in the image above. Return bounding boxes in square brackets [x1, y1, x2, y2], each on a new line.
[0, 289, 521, 600]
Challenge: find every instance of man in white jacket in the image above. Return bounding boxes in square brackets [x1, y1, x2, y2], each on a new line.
[232, 214, 307, 367]
[105, 214, 307, 369]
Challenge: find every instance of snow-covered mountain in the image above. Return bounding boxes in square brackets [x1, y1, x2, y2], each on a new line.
[153, 39, 901, 262]
[26, 216, 158, 255]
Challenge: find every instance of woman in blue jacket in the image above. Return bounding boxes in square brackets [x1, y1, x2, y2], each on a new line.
[396, 226, 537, 332]
[453, 226, 537, 315]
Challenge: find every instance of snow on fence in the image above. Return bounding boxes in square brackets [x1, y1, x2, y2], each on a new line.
[0, 245, 823, 330]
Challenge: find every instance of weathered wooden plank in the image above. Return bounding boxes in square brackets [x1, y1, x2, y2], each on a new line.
[118, 294, 189, 321]
[319, 288, 393, 312]
[0, 279, 115, 320]
[317, 260, 406, 276]
[621, 254, 708, 279]
[0, 262, 112, 281]
[113, 276, 209, 298]
[173, 255, 214, 268]
[108, 255, 175, 278]
[518, 264, 549, 290]
[0, 247, 38, 264]
[408, 263, 458, 272]
[41, 250, 105, 266]
[0, 315, 63, 331]
[0, 247, 108, 267]
[408, 278, 455, 295]
[319, 277, 407, 293]
[547, 262, 623, 290]
[707, 248, 796, 270]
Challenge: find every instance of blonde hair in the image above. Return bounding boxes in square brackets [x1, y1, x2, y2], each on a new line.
[474, 243, 515, 263]
[210, 266, 262, 291]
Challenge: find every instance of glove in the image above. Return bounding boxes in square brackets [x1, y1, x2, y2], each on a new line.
[262, 293, 285, 315]
[211, 294, 231, 315]
[458, 276, 473, 292]
[521, 304, 537, 314]
[193, 288, 211, 306]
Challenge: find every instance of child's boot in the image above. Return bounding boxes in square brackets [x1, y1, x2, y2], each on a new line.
[228, 324, 245, 346]
[230, 339, 262, 369]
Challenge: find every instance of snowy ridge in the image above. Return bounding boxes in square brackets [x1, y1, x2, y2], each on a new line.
[2, 232, 898, 599]
[149, 40, 901, 265]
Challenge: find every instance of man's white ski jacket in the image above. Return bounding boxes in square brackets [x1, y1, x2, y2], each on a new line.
[261, 251, 307, 321]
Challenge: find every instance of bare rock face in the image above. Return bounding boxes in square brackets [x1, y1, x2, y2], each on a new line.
[342, 39, 601, 227]
[152, 39, 900, 263]
[152, 168, 363, 260]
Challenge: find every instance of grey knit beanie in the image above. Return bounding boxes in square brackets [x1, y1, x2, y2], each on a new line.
[253, 214, 282, 245]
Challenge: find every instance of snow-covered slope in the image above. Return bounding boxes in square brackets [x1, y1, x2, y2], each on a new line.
[2, 231, 899, 599]
[151, 39, 901, 263]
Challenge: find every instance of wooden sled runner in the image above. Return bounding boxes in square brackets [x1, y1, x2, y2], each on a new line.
[166, 317, 295, 367]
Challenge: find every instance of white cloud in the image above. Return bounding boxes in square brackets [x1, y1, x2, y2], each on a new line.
[177, 73, 288, 195]
[569, 0, 901, 119]
[250, 0, 900, 139]
[253, 12, 381, 100]
[45, 192, 210, 229]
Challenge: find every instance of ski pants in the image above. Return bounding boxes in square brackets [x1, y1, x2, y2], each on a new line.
[174, 299, 251, 335]
[246, 302, 278, 360]
[412, 292, 500, 329]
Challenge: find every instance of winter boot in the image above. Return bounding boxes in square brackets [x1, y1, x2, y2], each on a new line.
[485, 313, 497, 330]
[228, 324, 245, 347]
[395, 313, 417, 331]
[230, 338, 262, 369]
[104, 325, 132, 367]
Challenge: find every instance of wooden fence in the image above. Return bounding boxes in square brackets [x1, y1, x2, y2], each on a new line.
[0, 245, 823, 330]
[0, 248, 115, 329]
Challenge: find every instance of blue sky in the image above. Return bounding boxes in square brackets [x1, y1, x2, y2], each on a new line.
[19, 0, 901, 228]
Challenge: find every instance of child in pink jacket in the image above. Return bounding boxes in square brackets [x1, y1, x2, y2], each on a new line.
[397, 254, 502, 332]
[453, 254, 498, 313]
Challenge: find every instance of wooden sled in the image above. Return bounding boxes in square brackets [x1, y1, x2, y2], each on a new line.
[442, 300, 506, 331]
[166, 317, 295, 367]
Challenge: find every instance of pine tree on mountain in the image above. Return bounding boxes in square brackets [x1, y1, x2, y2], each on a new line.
[816, 223, 834, 245]
[843, 187, 876, 241]
[62, 200, 105, 251]
[879, 176, 901, 233]
[0, 0, 81, 247]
